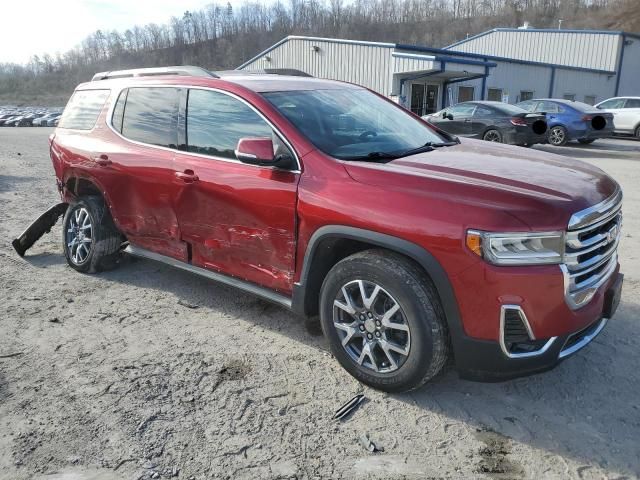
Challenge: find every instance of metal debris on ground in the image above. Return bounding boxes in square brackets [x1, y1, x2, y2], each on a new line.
[359, 434, 384, 453]
[333, 393, 365, 421]
[177, 299, 200, 309]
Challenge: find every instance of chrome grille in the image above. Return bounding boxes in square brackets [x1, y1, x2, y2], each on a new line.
[563, 189, 622, 310]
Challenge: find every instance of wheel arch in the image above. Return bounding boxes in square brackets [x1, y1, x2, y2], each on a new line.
[292, 225, 466, 348]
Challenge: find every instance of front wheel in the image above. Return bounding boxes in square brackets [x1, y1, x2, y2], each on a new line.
[548, 125, 568, 146]
[483, 129, 502, 142]
[319, 250, 449, 392]
[62, 196, 123, 273]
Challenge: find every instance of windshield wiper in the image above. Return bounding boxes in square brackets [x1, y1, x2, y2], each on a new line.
[340, 151, 401, 162]
[395, 141, 458, 159]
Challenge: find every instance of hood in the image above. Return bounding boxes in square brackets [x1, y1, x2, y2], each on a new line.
[343, 138, 618, 230]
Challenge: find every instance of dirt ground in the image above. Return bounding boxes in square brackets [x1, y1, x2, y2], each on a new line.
[1, 128, 639, 480]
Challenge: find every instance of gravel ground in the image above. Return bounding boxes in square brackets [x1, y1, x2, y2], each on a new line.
[1, 128, 639, 480]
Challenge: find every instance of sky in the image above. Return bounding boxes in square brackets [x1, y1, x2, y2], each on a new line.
[0, 0, 248, 65]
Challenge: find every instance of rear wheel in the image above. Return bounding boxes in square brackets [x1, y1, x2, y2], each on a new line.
[578, 138, 596, 144]
[319, 250, 449, 392]
[62, 196, 123, 273]
[635, 125, 640, 139]
[548, 125, 568, 146]
[483, 129, 502, 142]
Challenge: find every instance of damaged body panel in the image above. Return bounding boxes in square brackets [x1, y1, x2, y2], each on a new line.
[12, 203, 68, 257]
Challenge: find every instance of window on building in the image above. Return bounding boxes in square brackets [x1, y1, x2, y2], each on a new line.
[519, 91, 534, 102]
[563, 94, 576, 101]
[583, 95, 596, 106]
[58, 89, 110, 130]
[121, 87, 180, 148]
[187, 89, 273, 160]
[458, 86, 474, 103]
[626, 99, 640, 108]
[487, 88, 502, 102]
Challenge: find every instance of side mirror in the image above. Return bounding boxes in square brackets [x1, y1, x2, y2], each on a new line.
[235, 137, 275, 165]
[445, 113, 454, 120]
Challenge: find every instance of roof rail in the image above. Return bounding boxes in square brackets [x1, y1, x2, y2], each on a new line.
[91, 66, 218, 81]
[218, 68, 313, 77]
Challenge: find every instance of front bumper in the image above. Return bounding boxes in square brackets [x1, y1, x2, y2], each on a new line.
[454, 271, 622, 382]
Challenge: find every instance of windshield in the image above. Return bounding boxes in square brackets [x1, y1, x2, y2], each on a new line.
[262, 89, 448, 161]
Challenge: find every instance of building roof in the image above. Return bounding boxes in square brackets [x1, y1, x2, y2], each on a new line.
[445, 28, 640, 72]
[238, 34, 620, 75]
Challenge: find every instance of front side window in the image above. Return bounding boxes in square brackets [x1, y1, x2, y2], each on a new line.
[598, 98, 626, 109]
[186, 89, 273, 160]
[58, 89, 110, 130]
[121, 87, 179, 148]
[449, 104, 476, 117]
[263, 88, 447, 161]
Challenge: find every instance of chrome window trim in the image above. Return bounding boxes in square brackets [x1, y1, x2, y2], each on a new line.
[558, 318, 608, 359]
[499, 305, 557, 359]
[568, 187, 623, 230]
[105, 83, 302, 173]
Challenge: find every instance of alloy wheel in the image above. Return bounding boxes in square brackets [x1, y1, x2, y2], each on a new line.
[332, 280, 411, 373]
[549, 127, 565, 145]
[484, 130, 501, 142]
[66, 207, 93, 265]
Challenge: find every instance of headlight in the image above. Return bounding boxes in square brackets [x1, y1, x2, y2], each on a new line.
[466, 230, 565, 265]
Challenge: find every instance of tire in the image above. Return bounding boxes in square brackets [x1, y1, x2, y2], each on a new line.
[578, 138, 595, 144]
[635, 125, 640, 139]
[319, 249, 449, 392]
[62, 196, 123, 273]
[483, 129, 502, 142]
[548, 125, 568, 146]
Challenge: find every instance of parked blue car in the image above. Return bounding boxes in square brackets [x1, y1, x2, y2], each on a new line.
[516, 99, 613, 146]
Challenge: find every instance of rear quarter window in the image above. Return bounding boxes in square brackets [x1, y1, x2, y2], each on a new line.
[58, 89, 110, 130]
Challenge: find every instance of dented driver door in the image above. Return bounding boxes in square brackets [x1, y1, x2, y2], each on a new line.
[171, 88, 300, 294]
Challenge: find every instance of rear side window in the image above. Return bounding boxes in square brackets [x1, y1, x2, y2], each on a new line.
[121, 87, 179, 148]
[626, 99, 640, 108]
[186, 89, 272, 160]
[58, 89, 110, 130]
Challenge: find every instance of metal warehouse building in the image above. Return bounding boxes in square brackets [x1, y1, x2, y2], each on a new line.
[237, 28, 640, 116]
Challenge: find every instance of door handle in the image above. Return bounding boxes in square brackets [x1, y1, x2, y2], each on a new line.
[175, 170, 199, 183]
[92, 154, 111, 166]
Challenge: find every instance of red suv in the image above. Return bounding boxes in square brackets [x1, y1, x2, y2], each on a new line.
[48, 66, 623, 392]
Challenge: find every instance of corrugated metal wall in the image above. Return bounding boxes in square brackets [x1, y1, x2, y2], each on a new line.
[553, 69, 616, 104]
[618, 37, 640, 96]
[450, 30, 621, 72]
[242, 38, 395, 95]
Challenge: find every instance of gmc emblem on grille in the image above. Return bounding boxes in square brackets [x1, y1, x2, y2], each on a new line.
[607, 224, 619, 243]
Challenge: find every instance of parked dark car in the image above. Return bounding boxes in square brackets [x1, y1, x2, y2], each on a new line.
[516, 99, 613, 146]
[38, 66, 623, 392]
[424, 101, 547, 146]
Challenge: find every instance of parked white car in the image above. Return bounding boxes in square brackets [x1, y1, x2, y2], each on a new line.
[595, 97, 640, 138]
